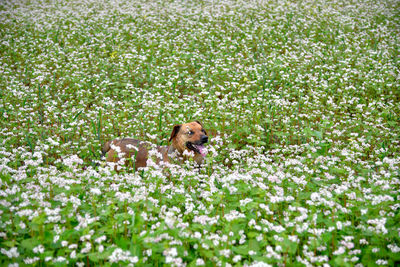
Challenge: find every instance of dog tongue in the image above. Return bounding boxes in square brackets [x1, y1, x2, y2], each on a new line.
[196, 145, 207, 157]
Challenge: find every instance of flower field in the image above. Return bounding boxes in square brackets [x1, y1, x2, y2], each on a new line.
[0, 0, 399, 266]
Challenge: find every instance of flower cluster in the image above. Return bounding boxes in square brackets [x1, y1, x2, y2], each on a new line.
[0, 0, 399, 265]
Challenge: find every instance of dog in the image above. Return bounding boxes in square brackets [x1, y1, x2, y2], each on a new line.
[101, 121, 208, 171]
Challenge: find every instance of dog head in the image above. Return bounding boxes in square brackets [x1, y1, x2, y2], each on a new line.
[169, 121, 208, 157]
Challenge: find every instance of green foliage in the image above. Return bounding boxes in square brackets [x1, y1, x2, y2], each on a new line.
[0, 0, 399, 265]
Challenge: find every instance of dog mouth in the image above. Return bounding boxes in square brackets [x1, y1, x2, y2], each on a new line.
[186, 142, 207, 157]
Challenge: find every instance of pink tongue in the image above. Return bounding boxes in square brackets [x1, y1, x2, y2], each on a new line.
[196, 145, 207, 157]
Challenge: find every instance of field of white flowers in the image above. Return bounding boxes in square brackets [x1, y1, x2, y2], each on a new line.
[1, 0, 399, 266]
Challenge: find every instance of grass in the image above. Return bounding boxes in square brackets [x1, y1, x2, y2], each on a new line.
[0, 0, 399, 266]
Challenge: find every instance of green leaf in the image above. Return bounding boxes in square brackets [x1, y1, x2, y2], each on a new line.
[282, 239, 298, 255]
[201, 249, 214, 259]
[2, 240, 17, 247]
[251, 256, 270, 264]
[322, 232, 332, 243]
[21, 238, 40, 250]
[334, 256, 351, 267]
[313, 130, 323, 139]
[32, 213, 46, 225]
[232, 245, 249, 255]
[249, 239, 260, 252]
[0, 173, 12, 183]
[89, 252, 104, 262]
[247, 232, 259, 238]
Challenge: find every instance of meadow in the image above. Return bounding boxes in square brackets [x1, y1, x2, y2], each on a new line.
[0, 0, 399, 266]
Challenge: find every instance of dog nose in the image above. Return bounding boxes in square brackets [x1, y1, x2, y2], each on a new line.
[201, 135, 208, 143]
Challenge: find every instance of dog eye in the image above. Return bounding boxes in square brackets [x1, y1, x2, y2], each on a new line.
[187, 131, 194, 135]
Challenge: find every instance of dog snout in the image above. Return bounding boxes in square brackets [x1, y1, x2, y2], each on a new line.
[201, 135, 208, 143]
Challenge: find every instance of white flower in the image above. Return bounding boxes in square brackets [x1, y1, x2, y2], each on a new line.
[68, 244, 78, 249]
[33, 245, 44, 254]
[219, 249, 231, 257]
[388, 244, 400, 253]
[19, 222, 26, 229]
[196, 258, 205, 265]
[109, 248, 138, 264]
[23, 257, 40, 264]
[361, 209, 368, 215]
[182, 149, 195, 157]
[1, 247, 19, 258]
[62, 155, 83, 168]
[163, 247, 178, 257]
[376, 259, 388, 265]
[224, 210, 245, 222]
[249, 261, 272, 267]
[146, 133, 157, 140]
[146, 249, 152, 256]
[90, 188, 101, 195]
[333, 246, 345, 255]
[240, 198, 253, 206]
[164, 212, 176, 228]
[80, 242, 91, 254]
[70, 250, 76, 259]
[95, 235, 106, 244]
[54, 256, 67, 263]
[233, 255, 242, 262]
[248, 219, 256, 226]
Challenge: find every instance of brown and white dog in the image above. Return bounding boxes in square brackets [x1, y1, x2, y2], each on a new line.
[102, 121, 208, 171]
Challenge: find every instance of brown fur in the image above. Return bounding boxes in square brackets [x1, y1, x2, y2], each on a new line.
[102, 121, 208, 171]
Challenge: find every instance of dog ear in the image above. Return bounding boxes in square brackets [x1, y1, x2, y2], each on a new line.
[169, 124, 181, 142]
[196, 121, 207, 135]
